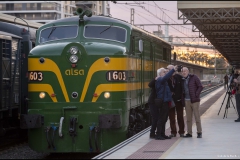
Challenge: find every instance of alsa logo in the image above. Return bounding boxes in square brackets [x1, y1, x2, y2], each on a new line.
[65, 69, 84, 75]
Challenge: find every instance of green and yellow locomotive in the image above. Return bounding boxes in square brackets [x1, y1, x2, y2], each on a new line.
[22, 9, 171, 153]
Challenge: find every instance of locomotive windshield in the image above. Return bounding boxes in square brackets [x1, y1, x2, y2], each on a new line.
[84, 25, 126, 43]
[39, 25, 78, 43]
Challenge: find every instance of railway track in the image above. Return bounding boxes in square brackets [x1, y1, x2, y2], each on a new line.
[43, 153, 99, 159]
[0, 129, 27, 153]
[200, 83, 223, 98]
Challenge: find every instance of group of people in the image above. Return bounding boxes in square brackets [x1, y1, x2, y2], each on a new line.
[148, 65, 203, 140]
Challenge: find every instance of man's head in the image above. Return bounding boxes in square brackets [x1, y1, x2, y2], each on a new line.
[157, 68, 167, 77]
[182, 67, 189, 78]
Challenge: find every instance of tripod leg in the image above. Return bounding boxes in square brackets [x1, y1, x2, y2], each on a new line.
[218, 91, 228, 115]
[230, 96, 236, 109]
[230, 97, 238, 114]
[223, 94, 231, 119]
[223, 106, 227, 119]
[226, 103, 229, 118]
[223, 97, 229, 119]
[230, 98, 236, 108]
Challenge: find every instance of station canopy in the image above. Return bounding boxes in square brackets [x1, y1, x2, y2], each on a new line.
[178, 1, 240, 68]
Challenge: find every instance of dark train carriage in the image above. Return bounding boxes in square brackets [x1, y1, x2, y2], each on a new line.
[0, 21, 36, 136]
[24, 9, 172, 153]
[0, 31, 22, 135]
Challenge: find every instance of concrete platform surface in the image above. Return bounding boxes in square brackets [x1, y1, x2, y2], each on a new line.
[103, 87, 240, 159]
[162, 88, 240, 159]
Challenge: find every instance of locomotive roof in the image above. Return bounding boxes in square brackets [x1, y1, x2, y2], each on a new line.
[0, 21, 36, 41]
[0, 31, 22, 39]
[47, 15, 131, 27]
[132, 25, 171, 46]
[46, 15, 171, 46]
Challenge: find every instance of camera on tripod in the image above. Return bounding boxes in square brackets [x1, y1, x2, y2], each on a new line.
[218, 66, 238, 119]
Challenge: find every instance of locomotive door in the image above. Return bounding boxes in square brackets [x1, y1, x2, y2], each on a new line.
[142, 41, 152, 104]
[144, 42, 154, 103]
[136, 37, 143, 107]
[152, 44, 155, 78]
[128, 35, 143, 108]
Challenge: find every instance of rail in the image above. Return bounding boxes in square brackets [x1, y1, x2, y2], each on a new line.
[92, 83, 224, 159]
[92, 126, 151, 159]
[201, 83, 223, 96]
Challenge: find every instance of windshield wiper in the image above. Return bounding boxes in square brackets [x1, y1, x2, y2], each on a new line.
[47, 25, 56, 39]
[100, 24, 113, 34]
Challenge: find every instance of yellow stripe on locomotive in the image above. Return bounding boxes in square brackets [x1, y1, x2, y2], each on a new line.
[28, 57, 168, 103]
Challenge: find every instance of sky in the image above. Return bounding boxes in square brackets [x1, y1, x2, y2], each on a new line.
[109, 1, 219, 55]
[109, 1, 195, 38]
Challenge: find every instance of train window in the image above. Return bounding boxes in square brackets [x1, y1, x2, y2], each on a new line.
[39, 25, 78, 43]
[84, 25, 127, 43]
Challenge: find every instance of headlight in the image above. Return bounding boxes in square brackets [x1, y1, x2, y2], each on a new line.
[70, 46, 78, 54]
[104, 92, 110, 99]
[39, 92, 46, 99]
[69, 55, 78, 63]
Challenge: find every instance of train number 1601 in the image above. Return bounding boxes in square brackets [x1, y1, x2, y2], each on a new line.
[106, 71, 128, 81]
[28, 71, 43, 81]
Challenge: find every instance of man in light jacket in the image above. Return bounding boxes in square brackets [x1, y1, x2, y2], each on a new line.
[182, 67, 203, 138]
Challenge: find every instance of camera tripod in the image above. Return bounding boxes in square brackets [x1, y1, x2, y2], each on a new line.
[218, 84, 237, 119]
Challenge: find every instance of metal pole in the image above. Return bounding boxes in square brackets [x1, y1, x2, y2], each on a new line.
[61, 1, 64, 19]
[103, 1, 106, 15]
[130, 8, 134, 25]
[165, 22, 169, 42]
[157, 25, 162, 37]
[214, 48, 217, 76]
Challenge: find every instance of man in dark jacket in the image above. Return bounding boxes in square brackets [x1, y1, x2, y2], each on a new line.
[223, 74, 229, 89]
[148, 78, 159, 138]
[155, 66, 178, 140]
[167, 65, 185, 138]
[182, 67, 203, 138]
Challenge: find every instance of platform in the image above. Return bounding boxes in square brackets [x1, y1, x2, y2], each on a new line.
[102, 87, 240, 159]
